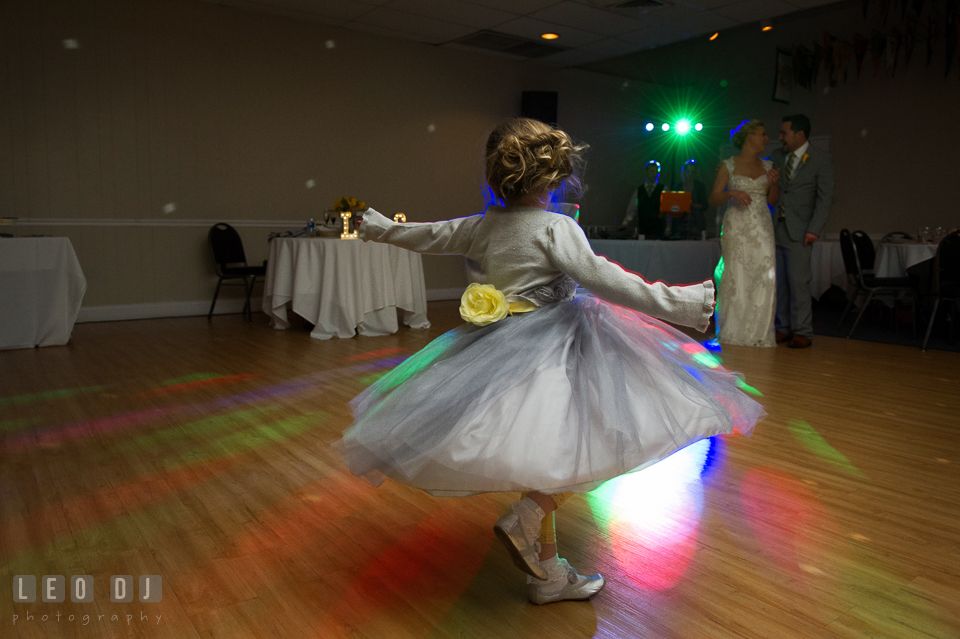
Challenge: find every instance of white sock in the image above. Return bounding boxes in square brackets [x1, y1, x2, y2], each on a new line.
[512, 497, 545, 543]
[527, 554, 564, 585]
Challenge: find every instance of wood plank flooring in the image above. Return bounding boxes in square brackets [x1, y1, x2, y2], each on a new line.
[1, 302, 958, 638]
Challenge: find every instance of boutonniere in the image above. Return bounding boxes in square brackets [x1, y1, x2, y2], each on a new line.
[801, 153, 809, 164]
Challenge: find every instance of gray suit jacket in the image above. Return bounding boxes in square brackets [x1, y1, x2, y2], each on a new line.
[770, 147, 835, 243]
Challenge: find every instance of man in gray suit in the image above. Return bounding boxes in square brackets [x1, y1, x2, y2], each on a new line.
[771, 114, 834, 349]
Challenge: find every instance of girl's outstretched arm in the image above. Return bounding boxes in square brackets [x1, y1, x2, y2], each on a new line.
[547, 215, 715, 332]
[359, 208, 482, 255]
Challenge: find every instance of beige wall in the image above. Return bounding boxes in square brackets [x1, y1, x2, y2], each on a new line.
[582, 0, 960, 237]
[0, 0, 649, 316]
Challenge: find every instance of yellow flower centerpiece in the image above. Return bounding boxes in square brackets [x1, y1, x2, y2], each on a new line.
[460, 283, 509, 326]
[334, 196, 366, 214]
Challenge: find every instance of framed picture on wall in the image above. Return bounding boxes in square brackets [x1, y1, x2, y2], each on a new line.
[772, 48, 793, 103]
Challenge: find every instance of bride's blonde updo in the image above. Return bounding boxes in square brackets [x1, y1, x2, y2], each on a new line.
[484, 118, 588, 202]
[731, 119, 764, 150]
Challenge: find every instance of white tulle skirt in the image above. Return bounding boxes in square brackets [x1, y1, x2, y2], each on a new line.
[333, 293, 765, 496]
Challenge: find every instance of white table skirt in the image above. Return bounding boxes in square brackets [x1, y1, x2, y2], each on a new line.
[875, 242, 937, 278]
[588, 239, 721, 285]
[0, 237, 87, 350]
[263, 238, 430, 340]
[810, 241, 848, 300]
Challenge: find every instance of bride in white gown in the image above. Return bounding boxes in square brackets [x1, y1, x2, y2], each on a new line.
[709, 120, 780, 347]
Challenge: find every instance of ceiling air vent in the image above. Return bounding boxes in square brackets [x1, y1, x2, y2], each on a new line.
[452, 30, 529, 52]
[450, 30, 567, 58]
[504, 41, 566, 58]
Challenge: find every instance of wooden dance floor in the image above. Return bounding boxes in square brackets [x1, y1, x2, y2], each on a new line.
[2, 301, 958, 638]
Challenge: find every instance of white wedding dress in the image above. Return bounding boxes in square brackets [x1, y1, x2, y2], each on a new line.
[717, 157, 776, 347]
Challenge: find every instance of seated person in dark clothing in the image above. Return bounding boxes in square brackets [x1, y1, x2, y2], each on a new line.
[621, 161, 664, 239]
[673, 159, 710, 238]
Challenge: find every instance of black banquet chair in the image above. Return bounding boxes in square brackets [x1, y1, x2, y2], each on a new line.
[922, 230, 960, 351]
[207, 223, 267, 320]
[837, 229, 917, 339]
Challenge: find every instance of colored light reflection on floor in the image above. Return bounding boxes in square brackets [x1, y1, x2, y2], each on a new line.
[0, 383, 113, 408]
[157, 372, 225, 386]
[136, 373, 259, 397]
[2, 405, 187, 454]
[114, 406, 285, 455]
[214, 378, 316, 408]
[359, 371, 389, 385]
[316, 502, 492, 632]
[341, 346, 408, 361]
[0, 417, 40, 434]
[158, 412, 327, 471]
[587, 438, 720, 590]
[739, 466, 827, 578]
[789, 420, 866, 478]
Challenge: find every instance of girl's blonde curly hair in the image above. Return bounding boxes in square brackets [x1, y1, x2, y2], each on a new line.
[484, 118, 588, 202]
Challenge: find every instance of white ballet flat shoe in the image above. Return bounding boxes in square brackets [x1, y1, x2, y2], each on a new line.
[527, 558, 605, 605]
[493, 498, 547, 580]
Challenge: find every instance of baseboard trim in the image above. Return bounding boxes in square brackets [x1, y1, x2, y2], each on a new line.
[10, 218, 306, 228]
[77, 289, 466, 323]
[76, 299, 263, 323]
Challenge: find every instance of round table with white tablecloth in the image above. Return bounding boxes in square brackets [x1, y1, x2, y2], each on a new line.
[810, 240, 848, 300]
[874, 242, 938, 278]
[263, 237, 429, 340]
[0, 237, 87, 350]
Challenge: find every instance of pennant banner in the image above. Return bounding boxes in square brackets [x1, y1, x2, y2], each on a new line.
[871, 30, 888, 75]
[947, 12, 959, 77]
[886, 30, 902, 74]
[854, 33, 869, 76]
[812, 42, 823, 84]
[904, 23, 917, 68]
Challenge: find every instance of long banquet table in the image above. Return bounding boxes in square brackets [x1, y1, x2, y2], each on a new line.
[590, 238, 848, 301]
[0, 237, 87, 350]
[263, 237, 430, 340]
[588, 239, 722, 285]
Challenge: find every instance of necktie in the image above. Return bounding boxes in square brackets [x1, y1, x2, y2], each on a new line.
[784, 154, 796, 183]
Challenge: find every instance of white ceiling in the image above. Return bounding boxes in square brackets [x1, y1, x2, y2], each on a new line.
[200, 0, 839, 66]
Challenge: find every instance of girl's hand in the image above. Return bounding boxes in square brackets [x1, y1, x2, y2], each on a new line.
[767, 168, 781, 183]
[728, 190, 752, 206]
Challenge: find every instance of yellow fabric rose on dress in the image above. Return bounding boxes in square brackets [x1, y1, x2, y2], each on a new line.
[460, 283, 509, 326]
